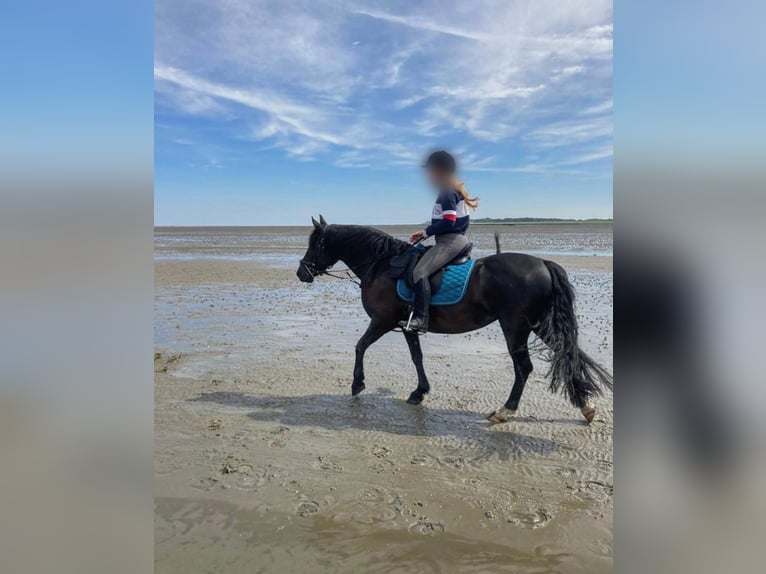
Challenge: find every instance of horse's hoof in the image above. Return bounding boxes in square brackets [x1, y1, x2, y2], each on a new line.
[351, 383, 366, 396]
[581, 402, 596, 424]
[406, 393, 424, 405]
[487, 407, 516, 424]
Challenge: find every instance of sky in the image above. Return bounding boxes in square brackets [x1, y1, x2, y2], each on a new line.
[155, 0, 613, 225]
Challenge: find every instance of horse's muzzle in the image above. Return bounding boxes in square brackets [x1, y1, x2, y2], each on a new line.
[296, 263, 314, 283]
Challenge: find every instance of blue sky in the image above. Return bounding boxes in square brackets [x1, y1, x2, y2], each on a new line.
[155, 0, 612, 225]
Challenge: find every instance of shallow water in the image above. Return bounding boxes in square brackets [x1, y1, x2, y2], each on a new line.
[155, 224, 613, 573]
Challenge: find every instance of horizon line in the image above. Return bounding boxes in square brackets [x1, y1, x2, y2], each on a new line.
[155, 218, 614, 228]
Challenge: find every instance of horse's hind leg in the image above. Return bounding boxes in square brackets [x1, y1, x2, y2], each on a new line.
[352, 320, 389, 395]
[488, 321, 533, 423]
[403, 331, 430, 405]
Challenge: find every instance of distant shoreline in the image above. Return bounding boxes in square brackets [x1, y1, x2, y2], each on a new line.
[471, 218, 612, 225]
[156, 219, 613, 230]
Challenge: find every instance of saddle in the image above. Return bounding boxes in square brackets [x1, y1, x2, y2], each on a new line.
[388, 242, 473, 294]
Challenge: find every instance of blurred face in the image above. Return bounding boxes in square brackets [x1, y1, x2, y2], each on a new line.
[425, 166, 451, 190]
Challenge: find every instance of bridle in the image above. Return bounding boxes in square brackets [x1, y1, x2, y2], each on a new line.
[299, 239, 363, 286]
[299, 233, 388, 288]
[299, 233, 329, 278]
[300, 233, 421, 287]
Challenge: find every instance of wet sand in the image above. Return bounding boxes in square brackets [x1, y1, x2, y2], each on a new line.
[155, 224, 613, 573]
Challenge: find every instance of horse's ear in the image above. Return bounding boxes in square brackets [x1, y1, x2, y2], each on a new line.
[311, 216, 321, 230]
[319, 214, 327, 227]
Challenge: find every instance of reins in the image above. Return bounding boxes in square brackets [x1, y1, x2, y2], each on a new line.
[322, 267, 362, 287]
[308, 254, 385, 288]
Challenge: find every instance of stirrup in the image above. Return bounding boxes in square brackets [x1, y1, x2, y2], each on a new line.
[399, 311, 428, 334]
[398, 310, 415, 332]
[405, 310, 414, 331]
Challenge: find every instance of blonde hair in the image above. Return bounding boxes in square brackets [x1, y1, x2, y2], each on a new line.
[453, 177, 479, 210]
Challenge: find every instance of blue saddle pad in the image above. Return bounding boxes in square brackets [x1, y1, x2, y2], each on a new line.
[396, 259, 476, 306]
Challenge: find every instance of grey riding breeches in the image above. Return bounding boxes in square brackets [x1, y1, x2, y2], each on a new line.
[412, 233, 469, 283]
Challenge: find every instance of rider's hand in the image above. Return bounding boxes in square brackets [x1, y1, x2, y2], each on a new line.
[409, 230, 428, 244]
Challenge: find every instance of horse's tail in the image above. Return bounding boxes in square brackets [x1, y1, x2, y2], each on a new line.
[536, 260, 613, 407]
[494, 232, 502, 254]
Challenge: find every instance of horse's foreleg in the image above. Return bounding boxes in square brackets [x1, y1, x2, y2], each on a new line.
[488, 322, 533, 423]
[403, 331, 430, 405]
[351, 321, 389, 395]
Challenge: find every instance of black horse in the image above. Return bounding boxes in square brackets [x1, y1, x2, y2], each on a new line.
[297, 216, 612, 423]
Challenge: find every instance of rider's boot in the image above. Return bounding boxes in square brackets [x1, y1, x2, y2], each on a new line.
[399, 279, 430, 334]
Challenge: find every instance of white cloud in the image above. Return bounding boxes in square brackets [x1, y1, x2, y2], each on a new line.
[560, 145, 613, 165]
[155, 0, 612, 169]
[581, 99, 613, 115]
[155, 66, 318, 124]
[156, 65, 378, 154]
[348, 7, 498, 41]
[526, 117, 613, 149]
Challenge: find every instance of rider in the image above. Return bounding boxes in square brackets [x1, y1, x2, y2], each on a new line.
[399, 150, 479, 334]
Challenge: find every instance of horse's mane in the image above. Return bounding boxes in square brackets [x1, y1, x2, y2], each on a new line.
[325, 224, 410, 261]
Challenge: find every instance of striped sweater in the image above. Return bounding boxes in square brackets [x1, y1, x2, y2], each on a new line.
[425, 188, 470, 237]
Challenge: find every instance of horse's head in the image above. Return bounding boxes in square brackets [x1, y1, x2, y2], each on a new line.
[297, 215, 338, 283]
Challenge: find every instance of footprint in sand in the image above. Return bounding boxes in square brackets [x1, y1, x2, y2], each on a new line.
[369, 459, 397, 474]
[370, 445, 392, 458]
[408, 520, 447, 535]
[506, 508, 552, 529]
[357, 487, 401, 505]
[155, 457, 177, 476]
[410, 453, 437, 466]
[191, 476, 226, 491]
[313, 457, 343, 471]
[296, 501, 320, 517]
[439, 454, 469, 469]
